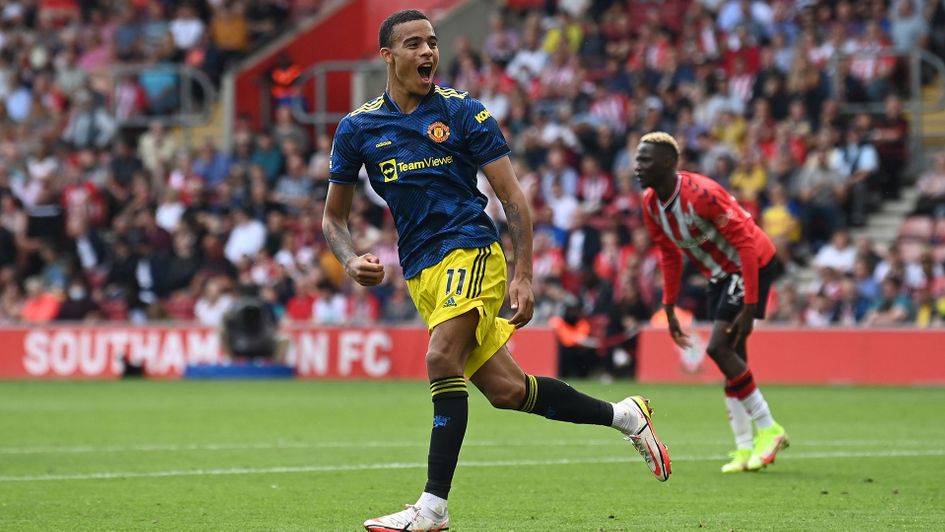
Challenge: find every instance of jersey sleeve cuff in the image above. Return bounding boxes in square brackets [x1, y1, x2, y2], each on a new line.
[329, 173, 358, 184]
[475, 146, 511, 167]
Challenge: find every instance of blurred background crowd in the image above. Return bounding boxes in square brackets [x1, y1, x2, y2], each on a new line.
[1, 1, 944, 373]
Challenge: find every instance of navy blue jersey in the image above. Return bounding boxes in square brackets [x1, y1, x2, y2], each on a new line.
[329, 86, 510, 279]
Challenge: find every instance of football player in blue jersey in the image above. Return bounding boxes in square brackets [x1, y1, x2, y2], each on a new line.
[322, 10, 671, 531]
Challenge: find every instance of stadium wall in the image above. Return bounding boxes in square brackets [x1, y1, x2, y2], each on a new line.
[1, 326, 942, 385]
[637, 328, 945, 386]
[0, 325, 555, 380]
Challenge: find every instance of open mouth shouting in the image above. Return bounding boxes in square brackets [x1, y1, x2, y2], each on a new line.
[418, 63, 434, 84]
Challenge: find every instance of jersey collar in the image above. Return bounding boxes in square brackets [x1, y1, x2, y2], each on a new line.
[383, 88, 436, 114]
[659, 174, 681, 210]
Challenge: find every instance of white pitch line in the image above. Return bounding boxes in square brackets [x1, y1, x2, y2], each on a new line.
[0, 438, 940, 455]
[1, 449, 943, 483]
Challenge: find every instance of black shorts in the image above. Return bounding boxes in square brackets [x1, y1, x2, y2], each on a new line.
[706, 258, 784, 323]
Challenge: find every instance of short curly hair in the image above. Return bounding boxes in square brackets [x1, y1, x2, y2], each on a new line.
[640, 131, 680, 159]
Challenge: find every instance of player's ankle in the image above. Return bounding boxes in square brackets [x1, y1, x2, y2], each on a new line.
[416, 492, 448, 520]
[610, 400, 643, 434]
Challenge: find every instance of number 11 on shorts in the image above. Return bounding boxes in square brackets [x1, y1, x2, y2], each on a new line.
[445, 268, 467, 295]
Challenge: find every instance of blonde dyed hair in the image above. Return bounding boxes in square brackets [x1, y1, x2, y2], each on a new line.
[640, 132, 680, 158]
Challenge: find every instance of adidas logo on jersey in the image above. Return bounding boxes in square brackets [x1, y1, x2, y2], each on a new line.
[442, 297, 457, 308]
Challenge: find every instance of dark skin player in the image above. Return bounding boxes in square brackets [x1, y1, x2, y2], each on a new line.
[634, 141, 754, 378]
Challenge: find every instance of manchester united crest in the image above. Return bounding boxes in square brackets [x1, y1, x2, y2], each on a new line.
[427, 121, 450, 143]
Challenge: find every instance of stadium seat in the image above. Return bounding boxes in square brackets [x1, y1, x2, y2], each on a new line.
[898, 215, 934, 241]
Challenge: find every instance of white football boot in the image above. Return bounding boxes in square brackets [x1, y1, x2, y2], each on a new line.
[363, 504, 449, 532]
[614, 395, 672, 481]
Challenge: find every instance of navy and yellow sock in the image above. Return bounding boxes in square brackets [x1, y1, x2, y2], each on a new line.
[424, 376, 468, 499]
[518, 374, 612, 426]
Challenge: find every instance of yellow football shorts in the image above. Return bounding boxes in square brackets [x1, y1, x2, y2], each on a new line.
[405, 241, 515, 378]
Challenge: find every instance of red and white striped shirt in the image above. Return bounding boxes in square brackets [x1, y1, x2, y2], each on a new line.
[642, 171, 776, 305]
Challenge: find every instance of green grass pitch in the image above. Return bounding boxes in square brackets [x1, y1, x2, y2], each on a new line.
[1, 380, 943, 530]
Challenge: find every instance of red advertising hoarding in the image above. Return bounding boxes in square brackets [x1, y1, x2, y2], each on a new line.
[637, 327, 945, 386]
[3, 325, 943, 385]
[0, 325, 556, 380]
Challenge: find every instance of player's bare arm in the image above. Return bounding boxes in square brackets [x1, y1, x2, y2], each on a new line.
[323, 182, 385, 286]
[663, 303, 693, 349]
[482, 155, 534, 328]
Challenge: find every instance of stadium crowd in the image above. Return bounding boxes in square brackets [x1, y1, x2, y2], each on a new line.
[1, 0, 945, 369]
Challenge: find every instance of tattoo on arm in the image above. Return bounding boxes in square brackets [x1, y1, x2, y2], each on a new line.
[323, 217, 357, 268]
[500, 196, 533, 277]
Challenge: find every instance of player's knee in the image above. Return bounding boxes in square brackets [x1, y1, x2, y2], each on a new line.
[705, 340, 727, 361]
[485, 379, 525, 410]
[425, 347, 462, 376]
